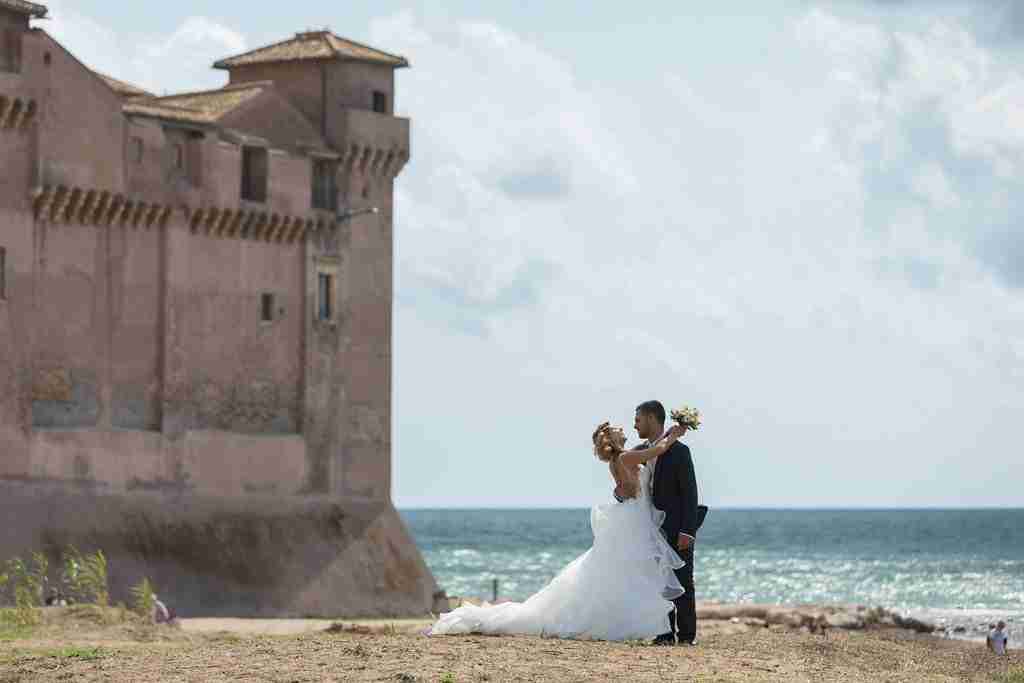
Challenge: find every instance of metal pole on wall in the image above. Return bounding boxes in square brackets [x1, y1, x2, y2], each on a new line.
[336, 206, 379, 222]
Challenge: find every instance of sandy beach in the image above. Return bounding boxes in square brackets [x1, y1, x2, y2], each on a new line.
[1, 605, 1020, 682]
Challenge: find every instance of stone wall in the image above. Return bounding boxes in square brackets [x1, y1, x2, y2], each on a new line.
[0, 481, 440, 617]
[228, 62, 325, 135]
[162, 219, 304, 436]
[21, 31, 125, 191]
[329, 61, 395, 116]
[29, 218, 164, 430]
[0, 20, 435, 617]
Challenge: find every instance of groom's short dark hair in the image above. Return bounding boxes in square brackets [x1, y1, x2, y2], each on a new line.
[636, 400, 666, 424]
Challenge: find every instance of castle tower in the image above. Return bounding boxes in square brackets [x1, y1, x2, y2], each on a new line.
[0, 5, 440, 617]
[212, 30, 411, 504]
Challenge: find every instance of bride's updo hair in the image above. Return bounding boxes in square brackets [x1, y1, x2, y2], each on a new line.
[592, 423, 626, 462]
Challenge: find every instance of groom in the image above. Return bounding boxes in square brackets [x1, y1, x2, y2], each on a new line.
[634, 400, 701, 646]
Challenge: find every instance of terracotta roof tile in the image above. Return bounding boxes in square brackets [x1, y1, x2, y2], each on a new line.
[0, 0, 47, 17]
[121, 101, 215, 126]
[94, 72, 154, 99]
[124, 82, 268, 126]
[323, 33, 407, 66]
[214, 30, 408, 70]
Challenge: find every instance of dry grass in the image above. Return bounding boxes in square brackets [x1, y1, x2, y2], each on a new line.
[0, 611, 1020, 682]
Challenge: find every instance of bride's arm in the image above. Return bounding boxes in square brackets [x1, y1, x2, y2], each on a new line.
[618, 424, 687, 467]
[608, 459, 629, 501]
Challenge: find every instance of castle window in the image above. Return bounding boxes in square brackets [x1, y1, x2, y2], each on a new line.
[261, 293, 275, 322]
[0, 247, 6, 300]
[131, 137, 144, 163]
[174, 143, 184, 170]
[311, 159, 338, 211]
[372, 90, 388, 114]
[241, 146, 268, 203]
[1, 29, 21, 73]
[187, 132, 204, 185]
[318, 272, 334, 321]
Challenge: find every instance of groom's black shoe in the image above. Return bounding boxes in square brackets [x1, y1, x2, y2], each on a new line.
[651, 633, 675, 646]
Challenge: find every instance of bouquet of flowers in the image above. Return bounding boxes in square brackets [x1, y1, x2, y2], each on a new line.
[670, 406, 701, 431]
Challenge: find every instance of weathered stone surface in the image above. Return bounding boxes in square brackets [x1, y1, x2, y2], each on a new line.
[32, 367, 71, 402]
[1, 22, 427, 617]
[826, 612, 865, 630]
[32, 369, 100, 429]
[892, 613, 937, 634]
[0, 483, 438, 617]
[694, 603, 935, 635]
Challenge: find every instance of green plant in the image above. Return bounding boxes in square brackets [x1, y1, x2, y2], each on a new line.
[48, 646, 105, 661]
[29, 552, 49, 595]
[440, 674, 456, 683]
[60, 547, 82, 601]
[61, 547, 108, 606]
[0, 609, 36, 641]
[1, 554, 48, 626]
[83, 550, 109, 606]
[996, 668, 1024, 683]
[129, 577, 156, 618]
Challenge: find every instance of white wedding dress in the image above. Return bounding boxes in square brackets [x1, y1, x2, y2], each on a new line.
[428, 462, 685, 641]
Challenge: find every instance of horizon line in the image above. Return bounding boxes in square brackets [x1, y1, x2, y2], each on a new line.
[395, 505, 1024, 511]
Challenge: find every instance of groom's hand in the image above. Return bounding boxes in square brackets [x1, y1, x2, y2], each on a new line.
[668, 424, 688, 441]
[677, 534, 693, 551]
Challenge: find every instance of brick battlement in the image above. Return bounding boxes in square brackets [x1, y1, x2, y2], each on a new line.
[0, 95, 36, 130]
[185, 205, 334, 243]
[32, 186, 173, 229]
[28, 185, 340, 243]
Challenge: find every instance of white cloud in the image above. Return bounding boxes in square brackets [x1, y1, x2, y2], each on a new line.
[44, 2, 241, 94]
[379, 9, 1024, 507]
[35, 4, 1024, 507]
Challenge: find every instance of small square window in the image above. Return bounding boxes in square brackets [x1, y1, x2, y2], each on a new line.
[131, 137, 144, 163]
[318, 273, 333, 321]
[241, 146, 268, 203]
[261, 293, 274, 322]
[311, 159, 338, 211]
[372, 90, 388, 114]
[2, 28, 22, 74]
[0, 247, 6, 300]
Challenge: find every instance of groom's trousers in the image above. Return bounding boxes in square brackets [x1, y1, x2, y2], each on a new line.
[668, 546, 696, 643]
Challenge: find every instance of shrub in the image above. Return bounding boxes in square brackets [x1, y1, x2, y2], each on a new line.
[61, 547, 108, 607]
[0, 554, 47, 627]
[130, 578, 156, 619]
[997, 668, 1024, 683]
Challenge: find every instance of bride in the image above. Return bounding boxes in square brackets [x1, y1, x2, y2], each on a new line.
[427, 421, 688, 641]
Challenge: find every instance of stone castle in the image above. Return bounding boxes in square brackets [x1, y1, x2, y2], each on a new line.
[0, 0, 443, 616]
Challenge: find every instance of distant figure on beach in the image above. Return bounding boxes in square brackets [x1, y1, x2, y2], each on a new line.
[986, 622, 996, 651]
[152, 595, 179, 627]
[989, 621, 1009, 655]
[428, 412, 689, 642]
[44, 588, 67, 607]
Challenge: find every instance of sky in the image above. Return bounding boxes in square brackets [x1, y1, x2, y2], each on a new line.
[40, 1, 1024, 508]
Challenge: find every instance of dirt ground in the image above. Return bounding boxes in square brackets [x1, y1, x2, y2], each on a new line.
[1, 609, 1022, 682]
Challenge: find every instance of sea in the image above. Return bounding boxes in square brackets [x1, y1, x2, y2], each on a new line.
[401, 508, 1023, 647]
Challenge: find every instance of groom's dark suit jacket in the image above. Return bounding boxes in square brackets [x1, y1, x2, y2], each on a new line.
[651, 441, 700, 541]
